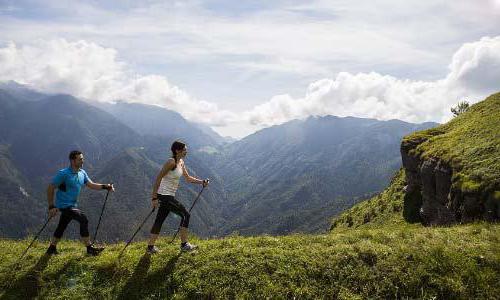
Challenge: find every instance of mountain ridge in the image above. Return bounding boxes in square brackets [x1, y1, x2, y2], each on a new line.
[332, 91, 500, 229]
[1, 83, 441, 239]
[213, 114, 437, 235]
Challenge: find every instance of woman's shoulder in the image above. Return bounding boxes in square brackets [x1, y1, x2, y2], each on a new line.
[165, 158, 175, 166]
[178, 158, 187, 169]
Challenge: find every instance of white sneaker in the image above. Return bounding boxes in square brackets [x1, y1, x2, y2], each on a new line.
[180, 242, 198, 252]
[146, 245, 160, 254]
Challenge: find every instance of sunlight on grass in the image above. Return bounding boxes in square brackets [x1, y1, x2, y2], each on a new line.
[1, 223, 498, 299]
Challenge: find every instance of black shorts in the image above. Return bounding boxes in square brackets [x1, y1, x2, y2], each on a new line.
[150, 194, 190, 234]
[53, 208, 89, 238]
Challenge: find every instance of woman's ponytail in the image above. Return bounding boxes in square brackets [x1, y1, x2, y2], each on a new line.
[171, 140, 186, 170]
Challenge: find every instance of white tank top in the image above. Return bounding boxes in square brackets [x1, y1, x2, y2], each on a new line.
[158, 159, 183, 196]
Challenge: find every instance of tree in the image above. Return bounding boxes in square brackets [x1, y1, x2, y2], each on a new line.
[451, 101, 470, 117]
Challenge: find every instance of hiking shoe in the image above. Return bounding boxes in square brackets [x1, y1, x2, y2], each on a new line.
[46, 245, 58, 255]
[87, 245, 105, 256]
[146, 245, 160, 254]
[180, 242, 198, 252]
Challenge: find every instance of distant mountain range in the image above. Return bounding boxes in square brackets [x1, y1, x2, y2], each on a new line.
[210, 116, 436, 234]
[0, 84, 225, 239]
[96, 100, 227, 147]
[0, 81, 438, 239]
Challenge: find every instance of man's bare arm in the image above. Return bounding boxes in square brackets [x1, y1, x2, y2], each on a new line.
[86, 179, 114, 191]
[47, 184, 58, 217]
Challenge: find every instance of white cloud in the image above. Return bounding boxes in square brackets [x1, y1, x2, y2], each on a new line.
[2, 0, 499, 80]
[0, 36, 499, 138]
[0, 39, 126, 99]
[1, 1, 499, 122]
[0, 39, 236, 126]
[242, 36, 500, 127]
[446, 36, 500, 93]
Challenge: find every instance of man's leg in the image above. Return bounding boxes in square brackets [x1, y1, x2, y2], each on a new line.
[51, 210, 72, 246]
[68, 209, 92, 246]
[47, 209, 72, 254]
[69, 208, 105, 255]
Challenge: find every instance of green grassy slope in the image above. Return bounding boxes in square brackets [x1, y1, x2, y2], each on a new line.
[331, 169, 407, 229]
[1, 224, 499, 299]
[403, 92, 500, 194]
[1, 94, 498, 299]
[331, 93, 500, 230]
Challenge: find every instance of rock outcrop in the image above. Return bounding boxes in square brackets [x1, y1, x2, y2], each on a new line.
[401, 139, 499, 225]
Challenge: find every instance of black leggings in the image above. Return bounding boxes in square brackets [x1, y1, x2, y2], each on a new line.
[53, 208, 89, 238]
[150, 194, 190, 234]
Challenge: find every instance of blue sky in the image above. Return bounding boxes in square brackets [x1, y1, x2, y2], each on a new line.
[1, 0, 500, 138]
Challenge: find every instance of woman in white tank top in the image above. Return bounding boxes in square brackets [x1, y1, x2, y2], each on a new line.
[147, 140, 209, 253]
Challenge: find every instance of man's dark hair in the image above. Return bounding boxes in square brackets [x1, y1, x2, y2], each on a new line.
[69, 150, 83, 160]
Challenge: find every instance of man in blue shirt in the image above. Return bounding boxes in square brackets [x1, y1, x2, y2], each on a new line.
[46, 150, 114, 256]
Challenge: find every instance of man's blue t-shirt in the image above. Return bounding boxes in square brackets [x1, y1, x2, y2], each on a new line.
[51, 167, 90, 209]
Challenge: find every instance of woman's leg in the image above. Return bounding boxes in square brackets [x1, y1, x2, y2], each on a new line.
[166, 197, 191, 244]
[179, 226, 189, 243]
[149, 203, 169, 246]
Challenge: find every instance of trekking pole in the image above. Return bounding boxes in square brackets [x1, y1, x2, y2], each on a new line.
[92, 187, 111, 245]
[15, 216, 53, 264]
[170, 185, 206, 243]
[118, 208, 156, 257]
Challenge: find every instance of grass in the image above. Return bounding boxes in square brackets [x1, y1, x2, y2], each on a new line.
[331, 169, 408, 229]
[332, 93, 500, 231]
[0, 223, 499, 299]
[1, 94, 499, 299]
[402, 92, 500, 194]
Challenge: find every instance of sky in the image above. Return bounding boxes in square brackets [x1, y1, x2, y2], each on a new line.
[0, 0, 499, 139]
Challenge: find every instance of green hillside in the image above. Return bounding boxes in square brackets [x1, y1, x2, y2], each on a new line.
[1, 223, 499, 299]
[333, 93, 500, 229]
[402, 92, 500, 195]
[331, 169, 407, 229]
[1, 92, 499, 299]
[211, 116, 435, 235]
[0, 90, 226, 240]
